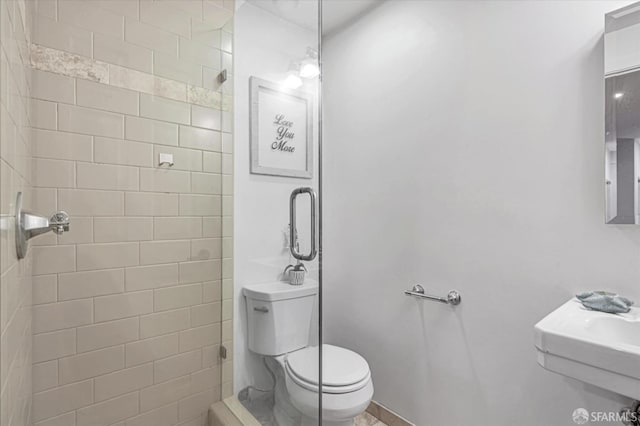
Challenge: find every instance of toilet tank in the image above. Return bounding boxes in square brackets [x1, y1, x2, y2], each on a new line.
[243, 280, 318, 356]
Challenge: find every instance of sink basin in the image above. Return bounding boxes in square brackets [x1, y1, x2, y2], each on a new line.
[586, 316, 640, 347]
[535, 298, 640, 399]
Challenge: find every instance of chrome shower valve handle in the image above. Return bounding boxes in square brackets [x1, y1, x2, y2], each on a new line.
[49, 211, 70, 235]
[15, 192, 71, 259]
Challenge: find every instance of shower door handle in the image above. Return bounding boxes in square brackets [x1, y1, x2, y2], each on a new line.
[289, 187, 317, 261]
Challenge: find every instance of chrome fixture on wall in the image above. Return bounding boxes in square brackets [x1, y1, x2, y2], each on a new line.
[15, 192, 70, 259]
[218, 69, 228, 83]
[289, 187, 317, 261]
[158, 152, 174, 167]
[404, 284, 462, 306]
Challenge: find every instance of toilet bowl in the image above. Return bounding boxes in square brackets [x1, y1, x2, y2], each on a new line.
[243, 281, 374, 425]
[281, 345, 373, 426]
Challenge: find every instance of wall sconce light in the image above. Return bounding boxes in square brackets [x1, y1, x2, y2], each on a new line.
[283, 62, 303, 89]
[299, 47, 320, 79]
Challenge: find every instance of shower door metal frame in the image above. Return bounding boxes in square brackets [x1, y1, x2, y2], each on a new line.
[317, 0, 324, 422]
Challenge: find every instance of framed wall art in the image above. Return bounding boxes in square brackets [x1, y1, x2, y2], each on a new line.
[249, 76, 313, 179]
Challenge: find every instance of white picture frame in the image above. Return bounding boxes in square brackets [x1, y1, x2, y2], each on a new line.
[249, 76, 313, 179]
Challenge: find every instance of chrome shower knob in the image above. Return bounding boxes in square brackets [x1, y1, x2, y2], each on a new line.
[49, 211, 70, 235]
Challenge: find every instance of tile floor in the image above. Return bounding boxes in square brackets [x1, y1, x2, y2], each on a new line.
[238, 387, 389, 425]
[355, 411, 389, 426]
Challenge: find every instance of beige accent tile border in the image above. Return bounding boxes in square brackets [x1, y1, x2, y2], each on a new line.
[31, 44, 109, 83]
[110, 64, 186, 103]
[367, 401, 415, 426]
[30, 44, 232, 111]
[188, 85, 222, 110]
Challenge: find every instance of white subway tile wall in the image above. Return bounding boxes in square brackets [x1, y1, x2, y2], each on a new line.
[1, 0, 34, 425]
[27, 1, 235, 425]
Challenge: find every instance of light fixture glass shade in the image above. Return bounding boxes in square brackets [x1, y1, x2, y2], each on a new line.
[282, 62, 302, 89]
[300, 62, 320, 78]
[283, 73, 303, 89]
[299, 47, 320, 79]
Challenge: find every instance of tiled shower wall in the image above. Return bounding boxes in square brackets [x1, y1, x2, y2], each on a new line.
[28, 1, 234, 425]
[1, 0, 33, 425]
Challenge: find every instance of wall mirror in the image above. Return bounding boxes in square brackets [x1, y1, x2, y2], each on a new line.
[605, 3, 640, 224]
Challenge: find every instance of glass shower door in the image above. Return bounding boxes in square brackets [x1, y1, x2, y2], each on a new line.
[231, 0, 322, 424]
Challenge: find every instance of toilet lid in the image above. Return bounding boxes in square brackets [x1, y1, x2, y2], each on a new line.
[286, 344, 370, 391]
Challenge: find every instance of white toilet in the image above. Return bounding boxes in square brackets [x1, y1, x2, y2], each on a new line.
[243, 280, 373, 426]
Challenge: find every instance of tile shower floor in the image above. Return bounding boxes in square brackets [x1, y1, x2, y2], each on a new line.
[239, 390, 387, 426]
[239, 390, 275, 425]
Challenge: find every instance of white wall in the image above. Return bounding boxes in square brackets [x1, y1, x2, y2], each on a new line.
[233, 2, 319, 393]
[323, 1, 639, 425]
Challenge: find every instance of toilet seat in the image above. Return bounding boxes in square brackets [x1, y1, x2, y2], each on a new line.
[285, 345, 371, 394]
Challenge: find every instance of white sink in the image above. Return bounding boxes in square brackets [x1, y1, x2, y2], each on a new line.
[535, 298, 640, 399]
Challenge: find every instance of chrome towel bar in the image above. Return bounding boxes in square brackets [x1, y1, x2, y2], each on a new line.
[404, 285, 461, 306]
